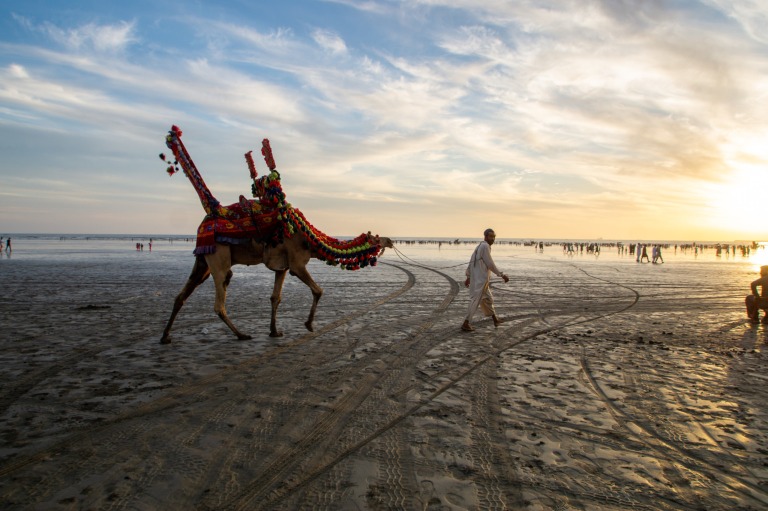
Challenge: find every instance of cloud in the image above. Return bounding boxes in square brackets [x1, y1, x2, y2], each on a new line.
[183, 59, 306, 124]
[0, 59, 175, 132]
[201, 22, 299, 55]
[320, 0, 390, 15]
[34, 18, 138, 53]
[312, 29, 348, 54]
[705, 0, 768, 44]
[8, 63, 28, 78]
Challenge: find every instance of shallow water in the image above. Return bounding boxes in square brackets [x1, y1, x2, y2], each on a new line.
[1, 235, 764, 265]
[1, 237, 765, 308]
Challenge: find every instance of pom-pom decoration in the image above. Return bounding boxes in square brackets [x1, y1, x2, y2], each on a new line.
[159, 153, 180, 176]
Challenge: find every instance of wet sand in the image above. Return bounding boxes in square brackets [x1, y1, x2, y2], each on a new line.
[0, 240, 767, 510]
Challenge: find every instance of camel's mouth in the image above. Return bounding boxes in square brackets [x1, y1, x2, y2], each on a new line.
[377, 236, 394, 249]
[375, 237, 394, 258]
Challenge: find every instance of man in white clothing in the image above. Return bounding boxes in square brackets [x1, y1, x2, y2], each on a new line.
[461, 228, 509, 332]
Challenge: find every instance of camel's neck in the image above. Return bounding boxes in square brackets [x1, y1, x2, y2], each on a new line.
[165, 126, 220, 215]
[283, 206, 381, 270]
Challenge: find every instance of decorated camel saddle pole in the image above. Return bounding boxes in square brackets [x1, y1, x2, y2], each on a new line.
[162, 125, 219, 215]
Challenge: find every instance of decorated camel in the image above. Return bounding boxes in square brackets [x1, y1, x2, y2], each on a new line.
[159, 125, 392, 343]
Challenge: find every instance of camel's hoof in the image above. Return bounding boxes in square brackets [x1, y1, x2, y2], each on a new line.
[160, 336, 172, 344]
[304, 321, 314, 332]
[270, 330, 284, 338]
[237, 334, 253, 341]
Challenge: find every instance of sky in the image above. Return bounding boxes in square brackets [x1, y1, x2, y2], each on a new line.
[1, 0, 767, 241]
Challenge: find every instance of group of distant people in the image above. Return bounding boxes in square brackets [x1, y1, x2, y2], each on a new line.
[634, 243, 664, 264]
[562, 242, 601, 255]
[0, 237, 10, 254]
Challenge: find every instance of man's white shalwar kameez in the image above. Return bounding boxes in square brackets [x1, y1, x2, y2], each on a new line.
[465, 241, 503, 321]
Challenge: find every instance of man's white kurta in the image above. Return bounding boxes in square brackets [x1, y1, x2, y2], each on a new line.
[465, 241, 503, 321]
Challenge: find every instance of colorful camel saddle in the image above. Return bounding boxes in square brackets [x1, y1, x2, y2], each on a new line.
[194, 196, 281, 255]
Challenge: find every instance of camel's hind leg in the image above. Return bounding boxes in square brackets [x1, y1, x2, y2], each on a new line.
[289, 265, 323, 332]
[208, 249, 252, 340]
[160, 255, 211, 344]
[269, 269, 288, 337]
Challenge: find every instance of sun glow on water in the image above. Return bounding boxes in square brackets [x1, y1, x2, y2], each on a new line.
[751, 242, 768, 272]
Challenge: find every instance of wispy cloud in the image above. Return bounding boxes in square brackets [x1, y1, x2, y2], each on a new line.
[706, 0, 768, 43]
[13, 14, 137, 53]
[312, 29, 348, 54]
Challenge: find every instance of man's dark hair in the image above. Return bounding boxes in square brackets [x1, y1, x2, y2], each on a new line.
[484, 228, 495, 236]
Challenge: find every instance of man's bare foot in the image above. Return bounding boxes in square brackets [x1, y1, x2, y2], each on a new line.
[461, 320, 474, 332]
[492, 315, 503, 327]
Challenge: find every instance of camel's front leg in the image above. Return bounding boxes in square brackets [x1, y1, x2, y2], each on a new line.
[160, 256, 210, 344]
[210, 261, 252, 341]
[289, 266, 323, 332]
[270, 269, 288, 337]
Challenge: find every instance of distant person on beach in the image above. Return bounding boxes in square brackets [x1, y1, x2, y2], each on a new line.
[746, 265, 768, 323]
[461, 228, 509, 332]
[639, 244, 650, 263]
[652, 245, 664, 264]
[5, 238, 10, 252]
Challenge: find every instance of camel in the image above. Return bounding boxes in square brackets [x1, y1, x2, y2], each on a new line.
[159, 126, 392, 343]
[160, 230, 393, 343]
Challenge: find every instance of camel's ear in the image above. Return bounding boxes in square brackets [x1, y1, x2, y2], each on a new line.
[366, 231, 379, 246]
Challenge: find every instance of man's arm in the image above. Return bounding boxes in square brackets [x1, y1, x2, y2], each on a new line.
[753, 276, 768, 297]
[465, 246, 476, 287]
[479, 243, 508, 282]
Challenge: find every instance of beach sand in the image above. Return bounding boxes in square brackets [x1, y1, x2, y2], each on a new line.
[0, 240, 767, 510]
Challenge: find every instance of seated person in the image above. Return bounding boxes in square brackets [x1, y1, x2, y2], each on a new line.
[746, 265, 768, 323]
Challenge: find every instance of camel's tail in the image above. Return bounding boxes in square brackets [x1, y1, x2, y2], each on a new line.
[163, 125, 220, 215]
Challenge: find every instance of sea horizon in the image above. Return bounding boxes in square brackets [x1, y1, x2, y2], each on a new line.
[0, 232, 764, 247]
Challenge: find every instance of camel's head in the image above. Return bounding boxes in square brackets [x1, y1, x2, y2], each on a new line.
[367, 232, 394, 256]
